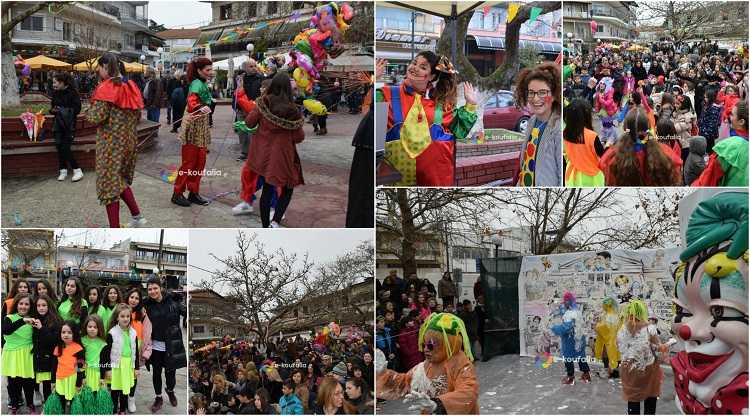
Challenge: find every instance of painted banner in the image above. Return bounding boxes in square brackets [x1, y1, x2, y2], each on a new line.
[518, 248, 681, 358]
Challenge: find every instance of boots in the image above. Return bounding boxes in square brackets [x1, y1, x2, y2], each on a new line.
[171, 192, 191, 207]
[188, 192, 210, 206]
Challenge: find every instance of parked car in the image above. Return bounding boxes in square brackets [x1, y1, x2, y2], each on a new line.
[483, 90, 530, 134]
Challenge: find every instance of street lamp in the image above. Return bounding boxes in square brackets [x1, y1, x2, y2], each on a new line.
[246, 42, 254, 60]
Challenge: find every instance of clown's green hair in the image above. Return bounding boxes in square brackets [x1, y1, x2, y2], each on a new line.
[418, 313, 474, 362]
[623, 299, 649, 322]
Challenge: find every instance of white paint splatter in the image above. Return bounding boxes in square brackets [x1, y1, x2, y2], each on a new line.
[494, 407, 503, 410]
[485, 392, 497, 396]
[558, 405, 569, 410]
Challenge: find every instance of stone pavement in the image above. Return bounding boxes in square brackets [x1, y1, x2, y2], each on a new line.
[377, 355, 677, 415]
[1, 106, 361, 228]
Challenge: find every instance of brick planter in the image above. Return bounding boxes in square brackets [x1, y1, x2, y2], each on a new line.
[456, 140, 523, 158]
[2, 115, 160, 177]
[456, 152, 520, 186]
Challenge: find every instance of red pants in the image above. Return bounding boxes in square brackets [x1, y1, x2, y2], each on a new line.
[174, 144, 206, 194]
[239, 160, 260, 203]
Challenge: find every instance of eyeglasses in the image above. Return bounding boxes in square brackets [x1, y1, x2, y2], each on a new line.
[424, 339, 438, 351]
[527, 89, 550, 99]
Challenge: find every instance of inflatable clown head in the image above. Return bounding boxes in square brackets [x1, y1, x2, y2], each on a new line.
[418, 313, 474, 363]
[672, 190, 748, 414]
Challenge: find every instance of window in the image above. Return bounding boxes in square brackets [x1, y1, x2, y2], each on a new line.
[193, 325, 205, 333]
[596, 25, 604, 33]
[63, 22, 71, 41]
[497, 93, 514, 107]
[267, 2, 278, 15]
[21, 15, 44, 31]
[247, 2, 257, 18]
[220, 4, 232, 20]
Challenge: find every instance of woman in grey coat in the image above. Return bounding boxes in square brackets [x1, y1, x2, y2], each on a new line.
[514, 62, 562, 186]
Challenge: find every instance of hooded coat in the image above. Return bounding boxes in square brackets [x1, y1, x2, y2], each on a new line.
[684, 136, 707, 185]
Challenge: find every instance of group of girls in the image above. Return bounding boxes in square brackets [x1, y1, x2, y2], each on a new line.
[2, 277, 146, 414]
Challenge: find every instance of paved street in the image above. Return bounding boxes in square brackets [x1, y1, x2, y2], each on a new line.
[2, 105, 360, 228]
[378, 355, 677, 415]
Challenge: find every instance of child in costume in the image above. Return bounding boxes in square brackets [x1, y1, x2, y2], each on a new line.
[594, 77, 619, 145]
[551, 291, 591, 385]
[243, 71, 305, 228]
[58, 277, 88, 326]
[672, 191, 748, 414]
[376, 313, 479, 414]
[171, 57, 214, 208]
[2, 293, 37, 414]
[2, 279, 30, 318]
[563, 98, 605, 186]
[599, 106, 682, 186]
[53, 321, 85, 407]
[594, 297, 620, 378]
[81, 315, 108, 394]
[376, 53, 477, 186]
[231, 83, 262, 216]
[693, 100, 748, 186]
[125, 288, 145, 413]
[84, 53, 146, 228]
[106, 304, 140, 414]
[32, 294, 63, 402]
[616, 300, 668, 415]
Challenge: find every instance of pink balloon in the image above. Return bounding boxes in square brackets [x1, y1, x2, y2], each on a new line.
[590, 20, 597, 34]
[341, 4, 354, 21]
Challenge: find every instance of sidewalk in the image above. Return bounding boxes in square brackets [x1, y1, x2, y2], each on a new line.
[2, 106, 360, 228]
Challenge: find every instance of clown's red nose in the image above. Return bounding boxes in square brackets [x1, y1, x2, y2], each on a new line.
[679, 324, 691, 340]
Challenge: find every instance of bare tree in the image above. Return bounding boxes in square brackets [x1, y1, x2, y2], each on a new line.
[318, 240, 374, 324]
[1, 2, 68, 107]
[1, 229, 56, 276]
[376, 188, 504, 277]
[635, 1, 745, 43]
[201, 231, 329, 346]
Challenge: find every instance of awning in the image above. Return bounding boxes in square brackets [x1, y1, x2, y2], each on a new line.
[325, 53, 374, 71]
[469, 35, 562, 53]
[212, 55, 250, 70]
[382, 1, 489, 20]
[195, 29, 224, 47]
[23, 55, 70, 70]
[375, 49, 434, 61]
[73, 57, 145, 73]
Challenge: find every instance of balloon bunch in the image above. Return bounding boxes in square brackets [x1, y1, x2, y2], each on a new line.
[289, 2, 354, 115]
[14, 55, 31, 77]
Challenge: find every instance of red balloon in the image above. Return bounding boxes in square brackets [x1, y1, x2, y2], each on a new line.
[590, 20, 598, 34]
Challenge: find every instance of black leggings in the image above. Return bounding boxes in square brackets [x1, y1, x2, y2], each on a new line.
[628, 397, 657, 414]
[111, 389, 129, 413]
[129, 377, 138, 397]
[150, 350, 176, 395]
[7, 377, 35, 408]
[37, 380, 53, 401]
[313, 114, 327, 130]
[56, 138, 79, 170]
[260, 183, 294, 228]
[564, 359, 590, 377]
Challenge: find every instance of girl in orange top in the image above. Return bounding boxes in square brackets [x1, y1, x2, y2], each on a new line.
[53, 321, 85, 404]
[563, 99, 605, 186]
[2, 279, 30, 318]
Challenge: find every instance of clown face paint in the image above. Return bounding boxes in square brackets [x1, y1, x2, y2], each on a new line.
[672, 250, 748, 414]
[406, 55, 433, 92]
[423, 332, 446, 363]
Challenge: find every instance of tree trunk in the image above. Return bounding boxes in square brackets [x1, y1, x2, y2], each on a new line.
[397, 189, 419, 277]
[2, 51, 20, 107]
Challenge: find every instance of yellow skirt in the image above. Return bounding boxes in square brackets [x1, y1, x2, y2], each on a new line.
[36, 372, 51, 383]
[1, 346, 34, 378]
[85, 367, 101, 392]
[110, 356, 135, 395]
[55, 373, 77, 400]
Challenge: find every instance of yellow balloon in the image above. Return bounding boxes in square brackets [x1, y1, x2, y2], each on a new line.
[293, 68, 310, 89]
[303, 99, 327, 115]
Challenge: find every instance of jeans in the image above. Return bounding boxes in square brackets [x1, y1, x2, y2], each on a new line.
[564, 359, 590, 376]
[55, 133, 79, 170]
[147, 107, 160, 123]
[628, 397, 657, 414]
[260, 183, 293, 227]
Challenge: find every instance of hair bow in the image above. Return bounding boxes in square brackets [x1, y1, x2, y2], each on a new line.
[435, 55, 458, 75]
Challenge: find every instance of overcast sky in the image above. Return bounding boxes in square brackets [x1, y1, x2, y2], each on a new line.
[57, 228, 188, 248]
[148, 1, 213, 29]
[189, 229, 373, 291]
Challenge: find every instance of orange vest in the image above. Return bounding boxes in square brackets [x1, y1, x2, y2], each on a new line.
[4, 298, 14, 314]
[131, 313, 143, 340]
[564, 128, 601, 177]
[54, 342, 83, 379]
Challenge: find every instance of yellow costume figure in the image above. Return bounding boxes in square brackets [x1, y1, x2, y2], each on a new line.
[594, 297, 621, 375]
[376, 313, 479, 414]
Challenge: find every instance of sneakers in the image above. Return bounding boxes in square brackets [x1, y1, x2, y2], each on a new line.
[57, 169, 67, 181]
[33, 390, 43, 406]
[581, 372, 592, 383]
[150, 396, 163, 413]
[270, 221, 281, 228]
[561, 376, 575, 385]
[71, 168, 84, 182]
[188, 192, 210, 206]
[128, 396, 136, 413]
[236, 154, 247, 162]
[232, 201, 253, 215]
[171, 192, 191, 207]
[166, 390, 178, 407]
[129, 214, 147, 228]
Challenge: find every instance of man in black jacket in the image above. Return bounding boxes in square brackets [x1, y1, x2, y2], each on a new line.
[165, 72, 180, 125]
[144, 275, 186, 412]
[236, 60, 265, 160]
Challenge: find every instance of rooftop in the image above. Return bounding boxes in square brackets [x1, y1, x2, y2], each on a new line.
[156, 28, 202, 39]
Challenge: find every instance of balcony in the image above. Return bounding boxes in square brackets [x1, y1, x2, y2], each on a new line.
[122, 15, 150, 30]
[377, 18, 439, 34]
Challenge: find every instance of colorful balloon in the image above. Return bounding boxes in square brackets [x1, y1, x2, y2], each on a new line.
[293, 67, 311, 89]
[303, 99, 327, 115]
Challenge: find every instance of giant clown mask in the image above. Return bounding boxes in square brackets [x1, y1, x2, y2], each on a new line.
[672, 191, 748, 414]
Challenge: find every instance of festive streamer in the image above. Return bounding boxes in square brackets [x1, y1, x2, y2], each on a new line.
[507, 3, 520, 23]
[529, 6, 542, 23]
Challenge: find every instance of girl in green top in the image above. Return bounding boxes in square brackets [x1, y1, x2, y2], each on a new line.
[86, 286, 107, 324]
[2, 293, 36, 413]
[58, 277, 88, 325]
[81, 314, 108, 392]
[106, 304, 139, 414]
[101, 285, 123, 330]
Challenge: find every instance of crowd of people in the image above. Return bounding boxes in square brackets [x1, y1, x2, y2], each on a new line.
[1, 276, 186, 414]
[563, 40, 749, 186]
[376, 270, 489, 371]
[189, 327, 374, 415]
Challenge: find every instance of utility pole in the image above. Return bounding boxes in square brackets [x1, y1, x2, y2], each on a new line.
[157, 229, 164, 279]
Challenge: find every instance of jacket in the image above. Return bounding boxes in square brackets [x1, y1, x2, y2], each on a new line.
[143, 78, 164, 108]
[245, 95, 305, 188]
[242, 72, 265, 100]
[437, 278, 457, 298]
[32, 318, 61, 373]
[518, 112, 562, 186]
[279, 393, 304, 415]
[143, 292, 186, 370]
[50, 87, 81, 141]
[672, 109, 696, 148]
[684, 136, 707, 185]
[397, 324, 423, 371]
